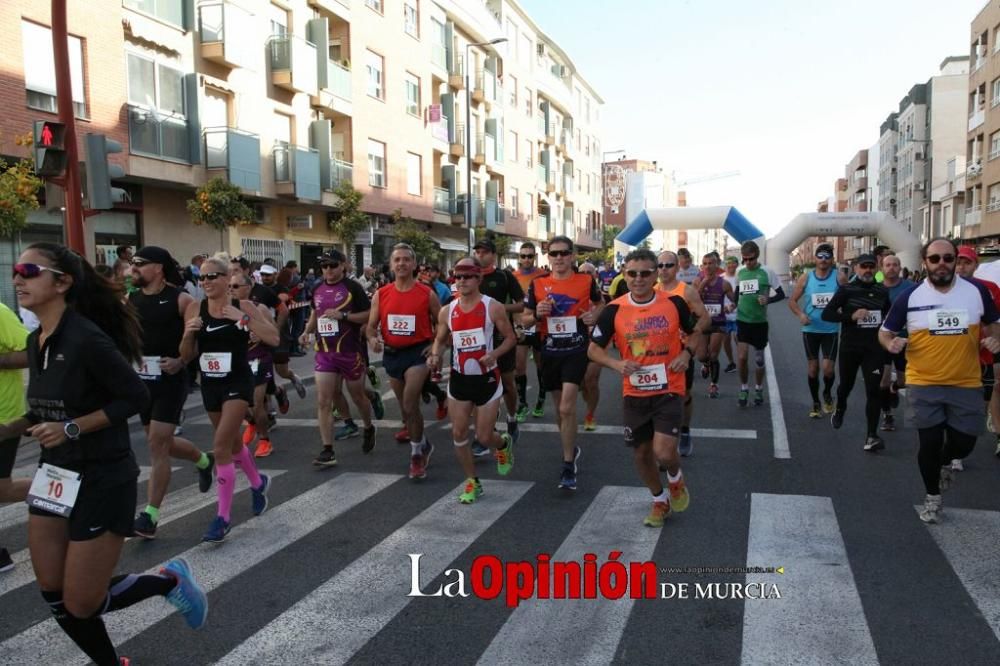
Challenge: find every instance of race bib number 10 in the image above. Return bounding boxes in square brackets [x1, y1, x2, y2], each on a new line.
[388, 314, 416, 336]
[929, 309, 969, 336]
[27, 464, 81, 517]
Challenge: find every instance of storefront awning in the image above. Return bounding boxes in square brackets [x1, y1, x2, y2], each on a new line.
[433, 236, 467, 252]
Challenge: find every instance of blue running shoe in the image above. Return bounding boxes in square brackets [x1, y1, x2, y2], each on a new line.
[558, 467, 577, 490]
[335, 422, 360, 440]
[161, 557, 209, 629]
[251, 474, 270, 516]
[202, 516, 231, 543]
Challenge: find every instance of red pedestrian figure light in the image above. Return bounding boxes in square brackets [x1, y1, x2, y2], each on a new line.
[40, 123, 54, 146]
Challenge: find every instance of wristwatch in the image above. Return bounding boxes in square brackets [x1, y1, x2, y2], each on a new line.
[63, 420, 81, 440]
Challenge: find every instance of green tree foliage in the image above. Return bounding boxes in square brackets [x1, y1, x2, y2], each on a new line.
[187, 177, 255, 231]
[474, 228, 511, 259]
[328, 181, 371, 254]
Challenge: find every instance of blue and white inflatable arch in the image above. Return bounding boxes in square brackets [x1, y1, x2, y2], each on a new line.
[615, 205, 765, 249]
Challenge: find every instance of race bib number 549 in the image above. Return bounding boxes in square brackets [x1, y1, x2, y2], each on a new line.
[929, 309, 969, 336]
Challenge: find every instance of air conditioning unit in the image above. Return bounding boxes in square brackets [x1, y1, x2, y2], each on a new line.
[914, 182, 925, 191]
[559, 65, 569, 76]
[536, 43, 546, 56]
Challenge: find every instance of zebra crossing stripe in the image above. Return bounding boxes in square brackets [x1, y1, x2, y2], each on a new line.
[216, 478, 533, 665]
[0, 466, 173, 533]
[477, 485, 663, 665]
[742, 494, 877, 665]
[0, 469, 287, 598]
[0, 472, 401, 665]
[920, 506, 1000, 643]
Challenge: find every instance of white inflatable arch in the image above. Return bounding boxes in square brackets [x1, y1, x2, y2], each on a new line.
[766, 212, 922, 277]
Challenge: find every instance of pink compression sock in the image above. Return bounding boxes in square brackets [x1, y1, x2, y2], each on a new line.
[233, 445, 263, 488]
[216, 462, 236, 522]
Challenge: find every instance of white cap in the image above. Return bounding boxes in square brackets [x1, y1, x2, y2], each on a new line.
[259, 264, 278, 275]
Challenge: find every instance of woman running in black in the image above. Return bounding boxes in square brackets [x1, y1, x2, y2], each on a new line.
[180, 257, 279, 542]
[2, 243, 207, 666]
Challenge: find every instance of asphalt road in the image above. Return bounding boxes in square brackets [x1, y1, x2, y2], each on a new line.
[2, 301, 1000, 665]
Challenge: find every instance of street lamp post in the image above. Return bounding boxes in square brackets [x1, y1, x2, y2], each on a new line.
[465, 37, 508, 254]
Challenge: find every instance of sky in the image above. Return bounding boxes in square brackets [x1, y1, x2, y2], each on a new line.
[516, 0, 987, 236]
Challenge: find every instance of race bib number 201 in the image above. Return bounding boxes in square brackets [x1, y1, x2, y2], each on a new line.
[453, 328, 486, 351]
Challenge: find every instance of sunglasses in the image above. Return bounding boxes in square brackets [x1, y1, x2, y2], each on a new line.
[198, 272, 225, 282]
[519, 254, 536, 259]
[926, 254, 955, 265]
[742, 256, 758, 262]
[548, 250, 572, 257]
[858, 263, 876, 269]
[12, 263, 66, 279]
[454, 273, 479, 281]
[657, 262, 675, 269]
[228, 282, 248, 289]
[625, 269, 655, 278]
[816, 253, 832, 260]
[130, 258, 150, 267]
[321, 262, 341, 270]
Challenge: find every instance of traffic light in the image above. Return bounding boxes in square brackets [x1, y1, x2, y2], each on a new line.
[83, 133, 127, 210]
[33, 120, 68, 177]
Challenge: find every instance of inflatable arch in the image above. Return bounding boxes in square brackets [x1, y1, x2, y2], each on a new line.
[765, 212, 921, 277]
[616, 206, 765, 249]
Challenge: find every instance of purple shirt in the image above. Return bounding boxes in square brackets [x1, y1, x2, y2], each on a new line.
[312, 279, 371, 355]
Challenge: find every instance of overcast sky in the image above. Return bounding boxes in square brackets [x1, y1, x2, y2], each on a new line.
[517, 0, 986, 236]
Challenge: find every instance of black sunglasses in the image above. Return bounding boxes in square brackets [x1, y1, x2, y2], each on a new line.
[228, 282, 247, 289]
[12, 263, 65, 279]
[657, 262, 675, 269]
[520, 254, 535, 259]
[742, 256, 758, 262]
[625, 269, 655, 278]
[454, 273, 479, 281]
[321, 262, 341, 269]
[926, 254, 955, 265]
[130, 258, 151, 267]
[548, 250, 572, 257]
[198, 272, 225, 282]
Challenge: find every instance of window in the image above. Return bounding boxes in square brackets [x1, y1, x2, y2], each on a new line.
[404, 2, 418, 37]
[524, 139, 532, 168]
[510, 187, 519, 217]
[272, 113, 292, 181]
[990, 130, 1000, 158]
[123, 0, 183, 27]
[522, 34, 533, 67]
[992, 78, 1000, 106]
[404, 73, 420, 116]
[524, 89, 533, 117]
[365, 0, 383, 13]
[126, 53, 188, 160]
[508, 74, 518, 107]
[585, 98, 591, 123]
[366, 50, 384, 99]
[368, 139, 386, 187]
[508, 131, 518, 162]
[406, 152, 421, 195]
[575, 169, 581, 192]
[21, 21, 87, 118]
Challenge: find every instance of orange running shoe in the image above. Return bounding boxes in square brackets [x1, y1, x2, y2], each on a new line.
[242, 423, 257, 447]
[254, 439, 273, 458]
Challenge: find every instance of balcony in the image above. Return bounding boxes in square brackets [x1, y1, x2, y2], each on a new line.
[324, 158, 353, 190]
[560, 128, 573, 156]
[967, 205, 983, 227]
[273, 144, 322, 201]
[545, 169, 556, 193]
[536, 114, 546, 137]
[970, 107, 986, 131]
[204, 127, 261, 192]
[198, 2, 254, 69]
[128, 104, 190, 162]
[312, 59, 353, 117]
[575, 228, 602, 250]
[430, 114, 450, 144]
[451, 123, 465, 157]
[545, 122, 556, 145]
[563, 175, 574, 198]
[433, 187, 451, 214]
[472, 70, 486, 105]
[431, 42, 447, 72]
[536, 164, 547, 188]
[307, 0, 351, 22]
[449, 55, 464, 90]
[480, 198, 504, 230]
[473, 132, 486, 166]
[269, 35, 318, 95]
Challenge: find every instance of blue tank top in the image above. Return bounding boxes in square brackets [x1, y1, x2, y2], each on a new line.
[801, 270, 839, 334]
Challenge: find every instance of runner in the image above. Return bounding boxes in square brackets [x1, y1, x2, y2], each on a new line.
[697, 252, 735, 398]
[722, 256, 739, 373]
[523, 235, 604, 490]
[577, 261, 603, 430]
[788, 242, 843, 417]
[428, 257, 516, 504]
[822, 254, 890, 451]
[259, 263, 308, 404]
[180, 257, 279, 542]
[128, 246, 215, 539]
[4, 243, 207, 664]
[597, 260, 618, 303]
[877, 252, 913, 433]
[676, 248, 700, 285]
[589, 248, 700, 526]
[513, 242, 548, 420]
[655, 251, 712, 456]
[300, 250, 376, 467]
[0, 302, 28, 573]
[734, 240, 786, 407]
[368, 243, 441, 480]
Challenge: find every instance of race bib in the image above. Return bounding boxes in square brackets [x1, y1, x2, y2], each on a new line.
[135, 356, 161, 379]
[26, 463, 81, 517]
[928, 309, 969, 336]
[318, 317, 339, 336]
[858, 310, 882, 328]
[549, 316, 577, 337]
[249, 359, 260, 375]
[740, 279, 760, 294]
[811, 292, 833, 308]
[630, 363, 668, 391]
[388, 314, 416, 336]
[200, 352, 233, 376]
[705, 303, 722, 317]
[453, 328, 487, 351]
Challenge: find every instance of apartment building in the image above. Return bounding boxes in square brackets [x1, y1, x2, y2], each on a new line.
[840, 148, 871, 261]
[0, 0, 604, 292]
[965, 3, 1000, 247]
[877, 113, 898, 218]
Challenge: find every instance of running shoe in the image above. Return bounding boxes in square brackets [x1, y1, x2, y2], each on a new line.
[368, 389, 385, 420]
[291, 376, 307, 399]
[254, 439, 273, 458]
[436, 398, 448, 421]
[724, 362, 737, 374]
[668, 478, 690, 512]
[918, 494, 942, 524]
[197, 453, 215, 493]
[809, 403, 822, 419]
[950, 458, 964, 472]
[362, 425, 377, 454]
[313, 447, 338, 467]
[459, 478, 484, 504]
[241, 423, 257, 447]
[409, 454, 426, 480]
[880, 413, 896, 431]
[133, 512, 157, 540]
[276, 387, 290, 414]
[367, 366, 380, 388]
[831, 409, 845, 429]
[532, 399, 545, 418]
[495, 433, 514, 476]
[335, 422, 360, 440]
[472, 440, 491, 457]
[738, 389, 749, 408]
[161, 557, 209, 629]
[251, 474, 270, 516]
[395, 428, 411, 443]
[863, 436, 885, 452]
[516, 403, 529, 422]
[0, 548, 13, 573]
[708, 383, 719, 399]
[754, 388, 764, 406]
[700, 362, 709, 379]
[678, 431, 692, 457]
[558, 467, 577, 490]
[508, 420, 520, 445]
[583, 413, 596, 431]
[939, 466, 954, 493]
[643, 501, 671, 527]
[202, 516, 231, 543]
[822, 393, 835, 414]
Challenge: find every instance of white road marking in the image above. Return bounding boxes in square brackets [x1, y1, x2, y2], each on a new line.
[742, 493, 877, 665]
[764, 346, 791, 458]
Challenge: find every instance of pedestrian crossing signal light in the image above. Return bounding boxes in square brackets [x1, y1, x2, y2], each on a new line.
[32, 120, 67, 177]
[83, 133, 127, 210]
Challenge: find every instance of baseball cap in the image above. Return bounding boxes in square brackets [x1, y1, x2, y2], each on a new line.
[259, 264, 279, 275]
[856, 253, 876, 266]
[957, 246, 978, 262]
[134, 246, 175, 266]
[473, 238, 497, 253]
[320, 249, 346, 264]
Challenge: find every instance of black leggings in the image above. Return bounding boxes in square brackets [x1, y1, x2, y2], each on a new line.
[836, 344, 883, 437]
[917, 423, 977, 494]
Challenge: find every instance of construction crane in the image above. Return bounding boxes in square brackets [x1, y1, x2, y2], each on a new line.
[672, 170, 741, 187]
